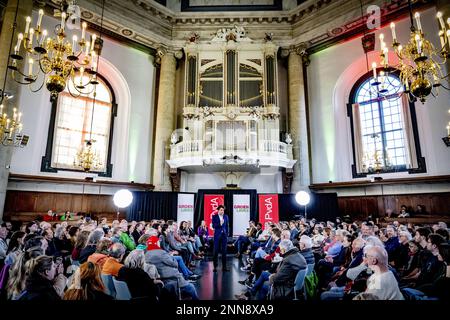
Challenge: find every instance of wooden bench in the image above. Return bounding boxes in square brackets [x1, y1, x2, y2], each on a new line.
[3, 211, 126, 224]
[381, 215, 450, 226]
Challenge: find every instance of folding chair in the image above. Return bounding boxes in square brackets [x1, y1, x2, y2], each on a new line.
[306, 263, 315, 276]
[293, 268, 308, 300]
[268, 268, 307, 300]
[304, 264, 317, 300]
[160, 276, 181, 300]
[101, 274, 116, 298]
[112, 277, 132, 300]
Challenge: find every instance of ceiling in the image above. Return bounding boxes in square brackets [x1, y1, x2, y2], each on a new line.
[40, 0, 432, 55]
[161, 0, 306, 12]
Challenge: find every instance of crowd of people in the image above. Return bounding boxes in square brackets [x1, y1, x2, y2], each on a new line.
[232, 218, 449, 301]
[0, 214, 449, 301]
[0, 217, 206, 301]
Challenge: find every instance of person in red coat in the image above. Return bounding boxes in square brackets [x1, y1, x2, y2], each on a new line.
[43, 210, 55, 222]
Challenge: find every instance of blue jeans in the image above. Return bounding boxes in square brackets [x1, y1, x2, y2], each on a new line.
[251, 270, 271, 296]
[255, 248, 268, 259]
[194, 236, 202, 251]
[174, 255, 193, 278]
[257, 282, 270, 300]
[235, 236, 250, 254]
[181, 283, 199, 300]
[320, 286, 345, 300]
[184, 242, 195, 255]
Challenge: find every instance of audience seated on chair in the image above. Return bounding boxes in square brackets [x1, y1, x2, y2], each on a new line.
[145, 236, 199, 300]
[64, 262, 113, 300]
[102, 243, 125, 277]
[1, 214, 449, 302]
[117, 249, 160, 301]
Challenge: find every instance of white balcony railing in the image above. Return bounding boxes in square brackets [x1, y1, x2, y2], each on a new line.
[260, 140, 288, 154]
[171, 140, 203, 157]
[170, 139, 292, 159]
[168, 139, 295, 169]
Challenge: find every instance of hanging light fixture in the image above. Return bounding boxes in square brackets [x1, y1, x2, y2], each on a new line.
[73, 0, 105, 172]
[0, 0, 29, 148]
[0, 103, 28, 147]
[74, 137, 103, 172]
[374, 0, 449, 103]
[73, 85, 103, 172]
[7, 0, 102, 99]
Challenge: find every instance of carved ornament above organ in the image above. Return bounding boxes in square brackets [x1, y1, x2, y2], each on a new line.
[211, 25, 252, 42]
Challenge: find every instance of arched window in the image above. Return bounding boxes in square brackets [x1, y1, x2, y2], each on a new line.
[41, 75, 116, 177]
[348, 71, 425, 177]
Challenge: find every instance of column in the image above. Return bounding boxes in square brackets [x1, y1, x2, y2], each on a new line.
[0, 0, 33, 222]
[288, 49, 310, 191]
[152, 51, 177, 190]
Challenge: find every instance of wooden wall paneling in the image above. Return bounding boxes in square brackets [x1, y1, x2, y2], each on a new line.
[16, 192, 37, 212]
[84, 195, 94, 213]
[383, 196, 396, 215]
[430, 194, 447, 215]
[81, 194, 90, 213]
[393, 195, 403, 212]
[338, 198, 348, 217]
[54, 194, 73, 213]
[377, 196, 385, 217]
[92, 195, 105, 213]
[4, 192, 16, 212]
[99, 195, 110, 213]
[417, 195, 432, 215]
[104, 196, 116, 213]
[35, 193, 54, 213]
[362, 197, 378, 218]
[5, 190, 450, 223]
[340, 197, 363, 219]
[403, 195, 416, 212]
[337, 193, 450, 219]
[71, 194, 83, 213]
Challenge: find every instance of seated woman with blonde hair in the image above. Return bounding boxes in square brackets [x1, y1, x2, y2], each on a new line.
[64, 262, 113, 300]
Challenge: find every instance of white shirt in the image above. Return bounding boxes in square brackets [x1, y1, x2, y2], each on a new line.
[0, 238, 8, 260]
[365, 270, 404, 300]
[219, 215, 224, 225]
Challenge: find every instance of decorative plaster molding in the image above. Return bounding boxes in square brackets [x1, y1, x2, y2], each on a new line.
[211, 25, 252, 42]
[70, 0, 421, 56]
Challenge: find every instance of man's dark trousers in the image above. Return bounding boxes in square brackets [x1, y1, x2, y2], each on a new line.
[213, 232, 227, 268]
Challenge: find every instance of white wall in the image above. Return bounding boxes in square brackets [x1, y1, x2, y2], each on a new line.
[9, 12, 155, 186]
[308, 7, 450, 184]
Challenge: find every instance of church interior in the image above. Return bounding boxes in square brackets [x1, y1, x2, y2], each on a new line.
[0, 0, 449, 303]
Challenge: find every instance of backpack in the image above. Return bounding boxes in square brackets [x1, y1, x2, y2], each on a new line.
[304, 270, 319, 300]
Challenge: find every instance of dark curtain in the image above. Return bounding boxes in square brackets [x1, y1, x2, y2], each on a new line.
[127, 192, 196, 222]
[194, 189, 258, 231]
[127, 190, 337, 227]
[278, 192, 338, 222]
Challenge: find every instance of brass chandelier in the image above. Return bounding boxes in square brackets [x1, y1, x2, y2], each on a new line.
[0, 0, 28, 148]
[73, 83, 102, 172]
[74, 138, 103, 172]
[8, 0, 102, 99]
[0, 101, 28, 147]
[373, 0, 449, 103]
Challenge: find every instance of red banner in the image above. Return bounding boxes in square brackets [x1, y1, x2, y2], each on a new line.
[204, 194, 225, 234]
[258, 194, 279, 227]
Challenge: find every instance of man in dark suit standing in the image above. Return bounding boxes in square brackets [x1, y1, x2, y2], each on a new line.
[212, 205, 229, 272]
